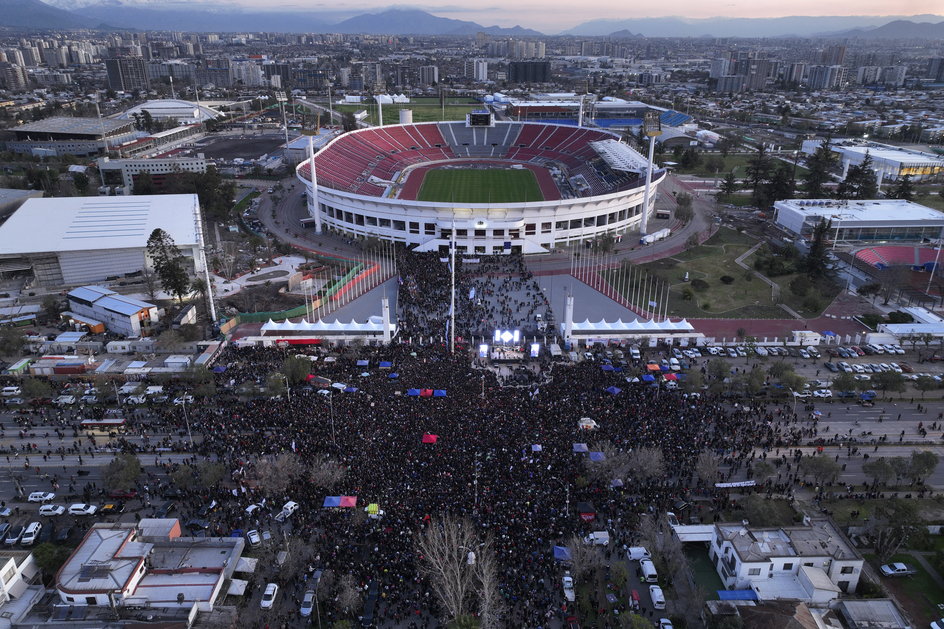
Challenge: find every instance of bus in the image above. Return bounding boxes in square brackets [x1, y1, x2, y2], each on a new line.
[79, 418, 127, 433]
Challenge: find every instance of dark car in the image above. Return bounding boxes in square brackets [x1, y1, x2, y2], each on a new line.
[161, 487, 185, 499]
[54, 525, 74, 544]
[154, 501, 176, 518]
[186, 519, 210, 531]
[823, 362, 838, 372]
[38, 522, 55, 544]
[109, 489, 138, 500]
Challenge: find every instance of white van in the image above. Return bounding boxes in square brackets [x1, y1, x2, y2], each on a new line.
[627, 546, 652, 561]
[21, 522, 41, 546]
[639, 558, 659, 582]
[630, 347, 641, 360]
[568, 351, 579, 363]
[583, 531, 610, 546]
[1, 387, 21, 397]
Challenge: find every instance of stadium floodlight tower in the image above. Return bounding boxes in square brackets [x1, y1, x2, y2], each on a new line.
[639, 111, 662, 236]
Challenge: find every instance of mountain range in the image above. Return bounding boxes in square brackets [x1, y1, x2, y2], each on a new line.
[2, 1, 943, 39]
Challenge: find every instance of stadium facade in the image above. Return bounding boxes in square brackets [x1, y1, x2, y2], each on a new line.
[296, 121, 666, 254]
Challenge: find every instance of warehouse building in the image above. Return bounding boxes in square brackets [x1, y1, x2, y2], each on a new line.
[773, 198, 944, 243]
[0, 194, 208, 288]
[97, 154, 208, 191]
[801, 139, 944, 184]
[7, 116, 137, 157]
[65, 285, 159, 337]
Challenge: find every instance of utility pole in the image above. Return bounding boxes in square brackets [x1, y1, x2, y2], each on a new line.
[640, 111, 662, 236]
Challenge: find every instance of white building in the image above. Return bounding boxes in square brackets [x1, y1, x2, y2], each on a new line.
[0, 194, 209, 288]
[801, 139, 944, 184]
[118, 99, 222, 125]
[66, 285, 159, 337]
[474, 59, 488, 82]
[56, 519, 243, 612]
[774, 199, 944, 243]
[97, 154, 208, 190]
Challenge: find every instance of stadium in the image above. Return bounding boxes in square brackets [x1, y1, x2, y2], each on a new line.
[296, 116, 666, 254]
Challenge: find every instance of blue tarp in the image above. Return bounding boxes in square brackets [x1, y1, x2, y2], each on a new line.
[379, 361, 393, 368]
[356, 360, 369, 366]
[532, 444, 542, 452]
[344, 387, 358, 393]
[553, 545, 572, 561]
[211, 365, 227, 373]
[388, 372, 399, 379]
[407, 389, 421, 396]
[589, 452, 605, 461]
[573, 443, 589, 453]
[434, 390, 447, 397]
[605, 386, 621, 395]
[322, 496, 342, 507]
[641, 374, 656, 382]
[601, 364, 614, 372]
[717, 590, 758, 601]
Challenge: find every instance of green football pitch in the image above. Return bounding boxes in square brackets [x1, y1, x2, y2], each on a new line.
[416, 168, 544, 203]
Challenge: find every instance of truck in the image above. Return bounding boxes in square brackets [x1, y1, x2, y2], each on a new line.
[583, 531, 610, 546]
[274, 500, 299, 523]
[640, 228, 671, 245]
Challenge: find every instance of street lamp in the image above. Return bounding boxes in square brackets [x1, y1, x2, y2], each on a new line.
[639, 111, 662, 236]
[181, 398, 194, 448]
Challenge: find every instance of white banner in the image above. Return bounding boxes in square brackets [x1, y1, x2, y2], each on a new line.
[714, 480, 756, 488]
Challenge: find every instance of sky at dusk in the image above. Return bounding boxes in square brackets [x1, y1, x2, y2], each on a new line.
[229, 1, 943, 32]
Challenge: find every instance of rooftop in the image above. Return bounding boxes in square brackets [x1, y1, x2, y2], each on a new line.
[775, 199, 944, 223]
[69, 286, 155, 316]
[57, 526, 143, 594]
[720, 519, 856, 562]
[14, 116, 131, 136]
[0, 194, 201, 255]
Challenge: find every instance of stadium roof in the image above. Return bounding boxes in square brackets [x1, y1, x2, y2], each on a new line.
[118, 99, 222, 123]
[775, 199, 944, 223]
[13, 116, 131, 136]
[591, 139, 649, 172]
[0, 194, 200, 255]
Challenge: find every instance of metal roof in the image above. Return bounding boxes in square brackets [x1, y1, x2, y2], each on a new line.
[14, 116, 131, 136]
[0, 194, 200, 255]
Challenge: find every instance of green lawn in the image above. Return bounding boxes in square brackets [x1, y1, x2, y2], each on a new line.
[868, 552, 944, 626]
[604, 227, 788, 318]
[334, 103, 480, 125]
[417, 168, 543, 203]
[670, 153, 810, 179]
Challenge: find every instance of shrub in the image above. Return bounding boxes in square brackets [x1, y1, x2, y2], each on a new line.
[887, 311, 914, 324]
[681, 287, 695, 301]
[691, 278, 710, 292]
[789, 275, 812, 297]
[720, 275, 735, 285]
[803, 296, 822, 312]
[702, 302, 711, 310]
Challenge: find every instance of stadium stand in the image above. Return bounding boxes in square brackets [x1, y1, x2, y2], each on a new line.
[310, 121, 645, 199]
[659, 110, 693, 127]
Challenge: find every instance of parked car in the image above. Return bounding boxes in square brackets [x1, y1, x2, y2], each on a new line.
[880, 563, 917, 577]
[27, 492, 55, 503]
[562, 571, 575, 602]
[649, 585, 666, 610]
[260, 582, 279, 609]
[20, 522, 41, 546]
[68, 504, 98, 516]
[38, 504, 65, 517]
[813, 389, 832, 398]
[300, 589, 316, 617]
[4, 525, 23, 545]
[247, 529, 261, 547]
[109, 489, 138, 499]
[659, 620, 674, 629]
[100, 502, 124, 515]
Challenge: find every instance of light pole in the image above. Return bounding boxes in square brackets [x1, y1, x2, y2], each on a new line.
[181, 399, 194, 448]
[639, 111, 662, 236]
[550, 476, 570, 516]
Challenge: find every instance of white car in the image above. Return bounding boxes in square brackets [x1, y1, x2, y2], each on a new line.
[245, 503, 263, 516]
[38, 504, 65, 517]
[246, 529, 261, 547]
[889, 363, 903, 373]
[68, 503, 98, 516]
[659, 620, 674, 629]
[27, 492, 55, 503]
[792, 390, 811, 398]
[300, 589, 316, 617]
[813, 389, 832, 398]
[562, 571, 575, 602]
[852, 364, 866, 373]
[173, 395, 194, 405]
[650, 585, 666, 610]
[260, 582, 279, 609]
[54, 395, 76, 406]
[838, 362, 853, 373]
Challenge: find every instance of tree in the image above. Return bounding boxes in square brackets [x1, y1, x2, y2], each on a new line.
[871, 371, 906, 397]
[745, 144, 773, 206]
[857, 282, 882, 303]
[752, 461, 775, 484]
[695, 451, 721, 485]
[831, 372, 857, 395]
[335, 573, 363, 617]
[566, 533, 606, 581]
[863, 458, 894, 487]
[762, 162, 794, 209]
[909, 450, 939, 484]
[266, 372, 286, 397]
[804, 218, 832, 278]
[191, 365, 217, 398]
[719, 171, 738, 196]
[743, 494, 786, 527]
[888, 174, 915, 201]
[675, 193, 694, 222]
[914, 375, 938, 398]
[254, 453, 304, 495]
[134, 171, 155, 195]
[146, 228, 191, 302]
[625, 446, 665, 480]
[0, 327, 25, 357]
[767, 361, 794, 380]
[72, 171, 89, 194]
[802, 138, 837, 198]
[341, 111, 357, 132]
[837, 151, 878, 200]
[32, 542, 73, 581]
[619, 614, 652, 629]
[415, 517, 480, 623]
[707, 358, 731, 381]
[103, 453, 142, 491]
[308, 454, 347, 488]
[20, 377, 52, 400]
[799, 456, 841, 486]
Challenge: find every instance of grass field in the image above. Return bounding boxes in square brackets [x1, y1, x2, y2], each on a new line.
[334, 103, 480, 125]
[417, 168, 544, 203]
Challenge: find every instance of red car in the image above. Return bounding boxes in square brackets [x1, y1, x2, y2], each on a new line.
[109, 489, 138, 499]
